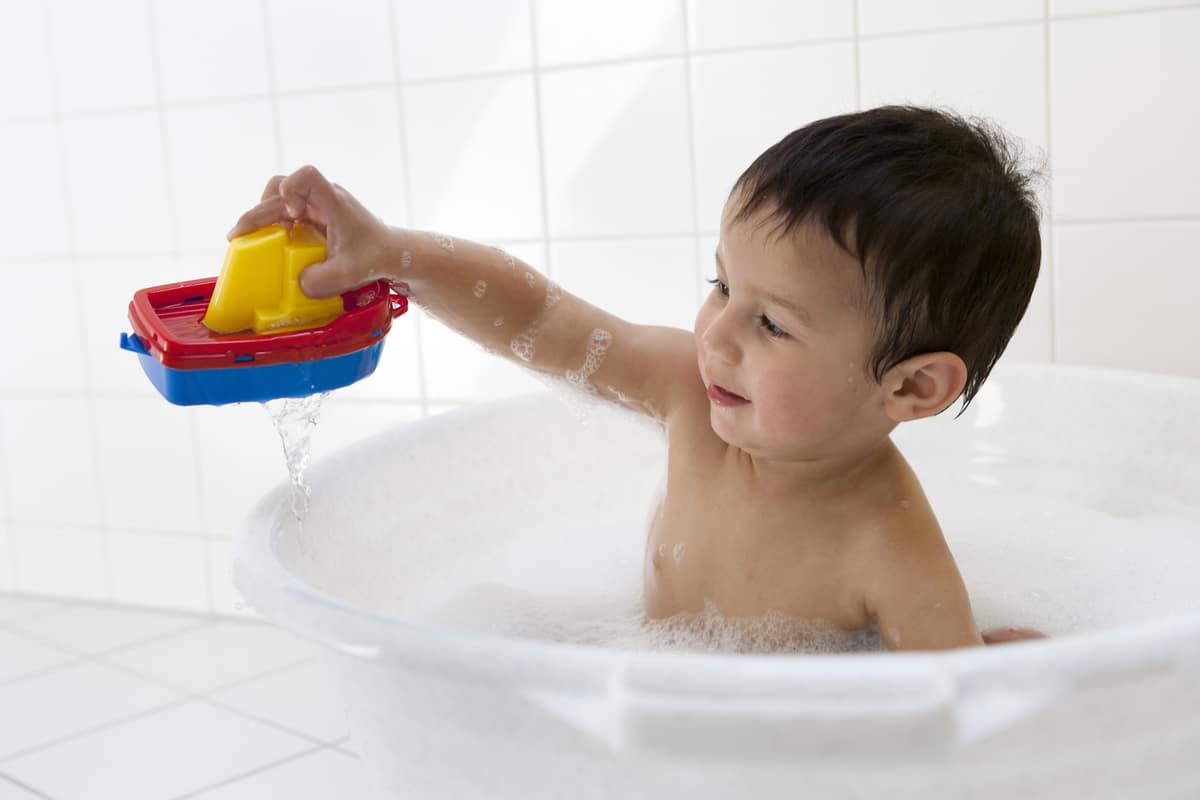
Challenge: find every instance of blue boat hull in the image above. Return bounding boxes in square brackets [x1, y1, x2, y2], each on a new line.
[121, 334, 386, 406]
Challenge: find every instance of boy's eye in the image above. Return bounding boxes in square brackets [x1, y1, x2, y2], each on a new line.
[705, 276, 729, 297]
[760, 315, 787, 338]
[705, 277, 789, 339]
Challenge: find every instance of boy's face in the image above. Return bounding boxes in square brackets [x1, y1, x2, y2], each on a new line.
[694, 196, 891, 461]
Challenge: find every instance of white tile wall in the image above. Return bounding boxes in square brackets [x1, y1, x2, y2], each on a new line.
[541, 60, 694, 236]
[690, 42, 857, 230]
[1050, 7, 1200, 219]
[536, 0, 685, 65]
[0, 1, 54, 121]
[688, 0, 854, 49]
[0, 0, 1196, 613]
[395, 0, 533, 80]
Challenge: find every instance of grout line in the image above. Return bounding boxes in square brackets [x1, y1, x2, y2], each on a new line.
[0, 771, 54, 800]
[0, 0, 1195, 129]
[41, 0, 114, 604]
[1044, 0, 1057, 362]
[1052, 214, 1200, 225]
[0, 625, 326, 765]
[148, 0, 217, 614]
[170, 743, 333, 800]
[528, 0, 555, 280]
[386, 2, 430, 418]
[0, 694, 196, 765]
[852, 0, 863, 110]
[679, 0, 703, 309]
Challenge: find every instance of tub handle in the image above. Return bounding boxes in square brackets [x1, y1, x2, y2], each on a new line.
[606, 657, 959, 761]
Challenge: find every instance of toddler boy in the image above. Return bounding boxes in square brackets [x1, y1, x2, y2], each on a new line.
[229, 105, 1047, 651]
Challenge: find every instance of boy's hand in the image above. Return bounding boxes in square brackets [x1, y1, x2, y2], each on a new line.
[981, 626, 1048, 644]
[227, 165, 396, 299]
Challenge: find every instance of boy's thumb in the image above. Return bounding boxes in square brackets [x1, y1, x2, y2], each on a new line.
[298, 257, 350, 300]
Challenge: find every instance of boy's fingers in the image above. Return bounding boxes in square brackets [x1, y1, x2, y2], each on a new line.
[260, 174, 286, 203]
[226, 195, 288, 240]
[278, 165, 339, 229]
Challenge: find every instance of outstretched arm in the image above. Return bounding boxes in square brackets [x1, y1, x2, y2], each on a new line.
[229, 166, 698, 422]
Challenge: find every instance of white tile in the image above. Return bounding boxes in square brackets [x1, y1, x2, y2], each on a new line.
[1051, 8, 1200, 219]
[211, 659, 349, 742]
[108, 533, 211, 611]
[403, 74, 543, 240]
[1054, 221, 1200, 377]
[330, 314, 423, 402]
[8, 604, 201, 656]
[152, 0, 272, 103]
[48, 0, 156, 113]
[190, 746, 375, 799]
[395, 0, 532, 80]
[0, 261, 87, 392]
[858, 0, 1043, 36]
[10, 525, 107, 600]
[536, 0, 684, 66]
[265, 0, 395, 92]
[165, 100, 278, 251]
[541, 61, 693, 237]
[61, 111, 174, 255]
[81, 254, 184, 395]
[690, 44, 856, 232]
[419, 310, 552, 403]
[104, 619, 319, 693]
[859, 23, 1048, 165]
[550, 237, 699, 329]
[0, 775, 41, 800]
[0, 121, 69, 259]
[193, 402, 291, 539]
[1052, 0, 1196, 16]
[0, 628, 77, 683]
[0, 395, 99, 525]
[0, 0, 54, 119]
[688, 0, 854, 50]
[0, 594, 66, 626]
[0, 660, 181, 759]
[277, 87, 408, 226]
[92, 394, 203, 533]
[3, 701, 313, 800]
[0, 528, 9, 594]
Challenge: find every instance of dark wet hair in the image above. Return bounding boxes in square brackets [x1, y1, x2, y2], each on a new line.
[730, 104, 1044, 416]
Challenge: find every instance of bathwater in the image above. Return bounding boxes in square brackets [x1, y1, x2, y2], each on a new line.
[263, 392, 329, 525]
[282, 384, 1200, 658]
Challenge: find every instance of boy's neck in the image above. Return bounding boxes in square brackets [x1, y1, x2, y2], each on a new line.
[734, 436, 898, 503]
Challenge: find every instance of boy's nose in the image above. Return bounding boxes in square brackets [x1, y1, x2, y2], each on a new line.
[700, 313, 741, 365]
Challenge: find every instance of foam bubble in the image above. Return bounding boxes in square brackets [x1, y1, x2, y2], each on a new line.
[565, 328, 612, 393]
[473, 280, 487, 299]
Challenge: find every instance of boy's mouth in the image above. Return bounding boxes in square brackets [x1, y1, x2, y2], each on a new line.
[708, 383, 749, 406]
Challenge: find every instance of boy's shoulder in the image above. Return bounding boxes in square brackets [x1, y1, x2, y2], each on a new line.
[853, 459, 980, 649]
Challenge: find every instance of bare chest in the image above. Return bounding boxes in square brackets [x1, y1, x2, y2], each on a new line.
[643, 446, 872, 631]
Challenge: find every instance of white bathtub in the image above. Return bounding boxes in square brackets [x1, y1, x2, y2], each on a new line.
[234, 363, 1200, 799]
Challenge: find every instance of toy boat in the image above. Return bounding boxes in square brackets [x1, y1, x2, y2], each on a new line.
[120, 224, 408, 406]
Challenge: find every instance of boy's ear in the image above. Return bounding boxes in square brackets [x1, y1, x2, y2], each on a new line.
[881, 352, 968, 422]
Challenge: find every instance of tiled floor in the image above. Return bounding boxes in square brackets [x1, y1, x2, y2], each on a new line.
[0, 594, 378, 799]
